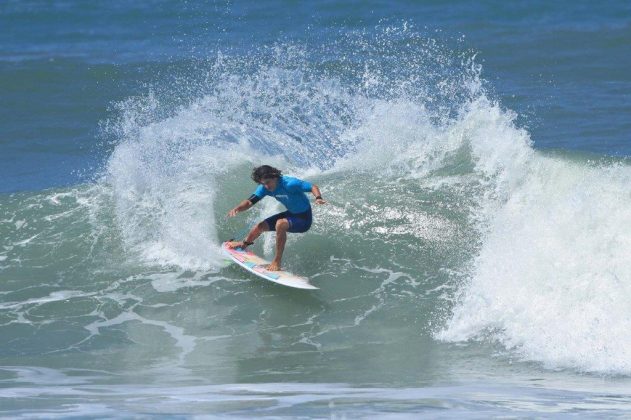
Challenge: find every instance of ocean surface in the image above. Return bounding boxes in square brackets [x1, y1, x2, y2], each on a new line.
[2, 1, 631, 417]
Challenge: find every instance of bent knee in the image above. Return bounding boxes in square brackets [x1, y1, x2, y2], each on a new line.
[275, 218, 289, 231]
[257, 221, 269, 231]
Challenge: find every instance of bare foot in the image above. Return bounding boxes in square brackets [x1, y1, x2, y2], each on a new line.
[267, 261, 281, 271]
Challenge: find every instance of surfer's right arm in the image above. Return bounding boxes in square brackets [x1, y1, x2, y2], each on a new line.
[227, 200, 251, 217]
[228, 184, 266, 217]
[227, 192, 263, 217]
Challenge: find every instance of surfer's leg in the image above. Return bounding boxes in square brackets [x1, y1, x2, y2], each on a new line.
[238, 211, 288, 248]
[268, 218, 289, 271]
[243, 220, 270, 244]
[285, 211, 312, 233]
[262, 211, 290, 233]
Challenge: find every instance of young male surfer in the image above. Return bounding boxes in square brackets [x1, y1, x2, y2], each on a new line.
[226, 165, 326, 271]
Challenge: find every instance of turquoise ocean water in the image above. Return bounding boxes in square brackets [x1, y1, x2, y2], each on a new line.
[1, 1, 631, 417]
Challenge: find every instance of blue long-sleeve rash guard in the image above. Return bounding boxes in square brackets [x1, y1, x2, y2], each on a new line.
[250, 176, 313, 213]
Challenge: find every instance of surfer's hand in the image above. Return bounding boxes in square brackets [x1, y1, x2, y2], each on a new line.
[227, 208, 239, 217]
[315, 198, 327, 205]
[227, 241, 245, 249]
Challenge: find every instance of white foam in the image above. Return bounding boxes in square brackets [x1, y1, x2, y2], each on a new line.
[440, 158, 631, 374]
[148, 271, 232, 292]
[0, 290, 91, 311]
[83, 308, 197, 364]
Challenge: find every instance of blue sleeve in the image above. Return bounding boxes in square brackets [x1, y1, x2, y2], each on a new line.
[287, 177, 312, 193]
[253, 184, 267, 198]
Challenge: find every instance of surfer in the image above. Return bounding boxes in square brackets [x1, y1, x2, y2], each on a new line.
[226, 165, 326, 271]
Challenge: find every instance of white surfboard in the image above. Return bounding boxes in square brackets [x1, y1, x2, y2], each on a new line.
[222, 242, 318, 290]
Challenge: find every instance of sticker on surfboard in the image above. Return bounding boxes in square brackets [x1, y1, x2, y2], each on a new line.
[222, 242, 318, 290]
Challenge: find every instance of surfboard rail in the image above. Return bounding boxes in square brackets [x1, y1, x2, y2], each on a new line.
[222, 242, 318, 290]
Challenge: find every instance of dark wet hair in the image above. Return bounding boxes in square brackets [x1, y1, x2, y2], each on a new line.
[251, 165, 282, 183]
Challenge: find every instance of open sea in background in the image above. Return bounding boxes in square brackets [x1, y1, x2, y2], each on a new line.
[1, 1, 631, 417]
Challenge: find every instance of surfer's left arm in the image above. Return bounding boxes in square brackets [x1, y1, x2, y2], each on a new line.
[311, 184, 326, 204]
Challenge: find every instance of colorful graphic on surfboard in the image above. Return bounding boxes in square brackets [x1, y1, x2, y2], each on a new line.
[222, 241, 318, 290]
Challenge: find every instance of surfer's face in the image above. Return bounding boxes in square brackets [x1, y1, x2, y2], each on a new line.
[260, 177, 278, 191]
